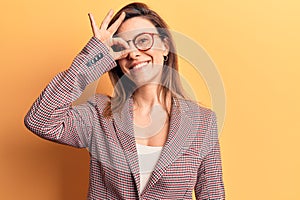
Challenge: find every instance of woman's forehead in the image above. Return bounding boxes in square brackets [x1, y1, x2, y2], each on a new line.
[116, 17, 158, 38]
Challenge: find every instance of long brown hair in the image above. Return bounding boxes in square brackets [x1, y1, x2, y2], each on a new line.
[103, 2, 188, 117]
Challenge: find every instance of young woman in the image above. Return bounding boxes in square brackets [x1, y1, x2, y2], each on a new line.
[24, 2, 225, 199]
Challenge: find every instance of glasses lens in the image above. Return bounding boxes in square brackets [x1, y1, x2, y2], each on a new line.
[134, 33, 153, 50]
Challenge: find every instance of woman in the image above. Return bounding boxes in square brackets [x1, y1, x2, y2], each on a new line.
[24, 2, 225, 199]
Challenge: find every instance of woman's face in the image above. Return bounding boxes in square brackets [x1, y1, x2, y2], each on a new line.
[116, 17, 169, 86]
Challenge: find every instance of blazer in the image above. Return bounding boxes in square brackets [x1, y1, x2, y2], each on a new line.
[24, 37, 225, 200]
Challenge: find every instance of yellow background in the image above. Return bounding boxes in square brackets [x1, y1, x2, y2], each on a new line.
[1, 0, 299, 199]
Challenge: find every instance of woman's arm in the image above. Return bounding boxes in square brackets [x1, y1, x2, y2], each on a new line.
[195, 112, 226, 200]
[24, 10, 130, 148]
[24, 37, 116, 147]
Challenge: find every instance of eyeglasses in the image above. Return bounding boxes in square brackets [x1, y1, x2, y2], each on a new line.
[112, 32, 161, 52]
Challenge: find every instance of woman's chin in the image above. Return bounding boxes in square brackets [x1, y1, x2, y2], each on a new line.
[131, 75, 162, 88]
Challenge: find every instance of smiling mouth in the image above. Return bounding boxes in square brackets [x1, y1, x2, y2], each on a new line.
[129, 61, 151, 70]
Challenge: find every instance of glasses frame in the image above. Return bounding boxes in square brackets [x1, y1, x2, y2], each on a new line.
[124, 32, 161, 51]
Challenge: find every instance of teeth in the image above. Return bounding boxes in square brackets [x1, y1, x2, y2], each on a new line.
[132, 62, 148, 69]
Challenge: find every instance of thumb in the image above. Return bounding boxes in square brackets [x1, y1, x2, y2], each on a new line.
[114, 49, 131, 60]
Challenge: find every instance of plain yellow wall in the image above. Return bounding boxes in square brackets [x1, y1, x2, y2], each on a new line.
[1, 0, 299, 199]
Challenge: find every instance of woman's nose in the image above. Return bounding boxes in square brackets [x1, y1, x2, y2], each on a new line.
[127, 42, 141, 59]
[128, 49, 141, 59]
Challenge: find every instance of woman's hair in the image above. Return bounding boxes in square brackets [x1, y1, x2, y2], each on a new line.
[103, 2, 188, 117]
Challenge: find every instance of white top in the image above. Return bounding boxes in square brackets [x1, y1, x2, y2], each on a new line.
[136, 143, 163, 193]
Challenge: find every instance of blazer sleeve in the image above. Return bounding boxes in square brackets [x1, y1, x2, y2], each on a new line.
[24, 37, 116, 148]
[195, 111, 226, 200]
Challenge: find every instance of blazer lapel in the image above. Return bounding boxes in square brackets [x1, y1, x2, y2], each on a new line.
[113, 97, 141, 193]
[113, 97, 194, 195]
[141, 97, 194, 194]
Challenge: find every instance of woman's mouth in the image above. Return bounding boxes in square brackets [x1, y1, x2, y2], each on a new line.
[129, 61, 151, 72]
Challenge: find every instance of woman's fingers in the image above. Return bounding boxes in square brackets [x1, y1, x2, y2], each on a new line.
[100, 9, 114, 31]
[110, 37, 130, 49]
[107, 37, 131, 60]
[114, 47, 131, 60]
[116, 49, 131, 60]
[88, 13, 100, 37]
[108, 12, 126, 35]
[88, 13, 96, 32]
[88, 9, 128, 60]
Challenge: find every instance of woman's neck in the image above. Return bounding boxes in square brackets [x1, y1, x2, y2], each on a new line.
[133, 84, 159, 110]
[132, 84, 172, 114]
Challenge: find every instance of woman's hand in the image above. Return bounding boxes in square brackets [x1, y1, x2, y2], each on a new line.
[88, 10, 130, 60]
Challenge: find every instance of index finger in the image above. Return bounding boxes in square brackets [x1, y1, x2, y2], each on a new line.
[100, 9, 114, 30]
[107, 12, 126, 35]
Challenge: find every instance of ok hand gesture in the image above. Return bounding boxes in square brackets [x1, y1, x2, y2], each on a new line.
[88, 10, 130, 60]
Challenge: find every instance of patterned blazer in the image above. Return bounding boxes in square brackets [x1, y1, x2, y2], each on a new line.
[24, 37, 225, 199]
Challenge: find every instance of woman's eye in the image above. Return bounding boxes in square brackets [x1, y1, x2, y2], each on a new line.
[140, 38, 149, 43]
[137, 37, 150, 45]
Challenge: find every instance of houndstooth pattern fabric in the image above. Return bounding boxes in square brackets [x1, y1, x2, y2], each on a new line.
[24, 37, 225, 200]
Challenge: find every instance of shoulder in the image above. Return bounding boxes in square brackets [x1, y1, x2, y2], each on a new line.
[85, 93, 111, 111]
[95, 93, 111, 102]
[176, 98, 217, 132]
[177, 98, 215, 119]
